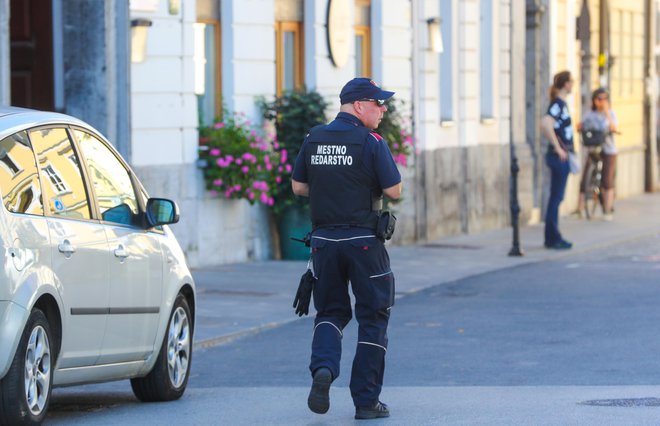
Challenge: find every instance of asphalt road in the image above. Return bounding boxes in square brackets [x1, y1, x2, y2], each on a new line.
[46, 233, 660, 425]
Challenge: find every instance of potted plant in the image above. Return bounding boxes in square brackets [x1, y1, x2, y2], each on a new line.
[258, 89, 329, 259]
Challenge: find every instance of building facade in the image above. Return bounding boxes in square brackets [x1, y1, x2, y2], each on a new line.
[0, 0, 657, 267]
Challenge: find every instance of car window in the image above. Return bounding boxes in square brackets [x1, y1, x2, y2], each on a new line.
[74, 130, 139, 227]
[0, 131, 44, 215]
[29, 128, 91, 220]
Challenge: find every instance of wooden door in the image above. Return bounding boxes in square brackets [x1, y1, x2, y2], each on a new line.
[10, 0, 54, 110]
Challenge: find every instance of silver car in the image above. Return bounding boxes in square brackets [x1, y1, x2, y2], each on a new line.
[0, 107, 195, 424]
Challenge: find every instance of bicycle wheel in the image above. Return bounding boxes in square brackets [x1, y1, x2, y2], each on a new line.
[583, 161, 601, 220]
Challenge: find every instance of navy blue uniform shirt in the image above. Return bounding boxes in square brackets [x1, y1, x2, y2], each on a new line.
[292, 112, 402, 191]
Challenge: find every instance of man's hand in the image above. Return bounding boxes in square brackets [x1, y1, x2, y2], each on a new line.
[292, 179, 309, 197]
[293, 270, 315, 316]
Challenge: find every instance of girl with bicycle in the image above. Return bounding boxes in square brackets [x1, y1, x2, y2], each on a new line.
[577, 88, 618, 220]
[540, 70, 574, 250]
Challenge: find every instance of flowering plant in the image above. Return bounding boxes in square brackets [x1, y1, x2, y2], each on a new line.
[377, 98, 414, 167]
[198, 114, 278, 206]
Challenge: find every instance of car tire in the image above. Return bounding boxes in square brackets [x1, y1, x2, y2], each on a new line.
[131, 294, 193, 402]
[0, 308, 54, 425]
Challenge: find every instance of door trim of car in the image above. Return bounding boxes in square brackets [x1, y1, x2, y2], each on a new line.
[70, 307, 160, 315]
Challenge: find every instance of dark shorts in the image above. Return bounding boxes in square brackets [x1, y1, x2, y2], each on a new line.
[580, 152, 616, 192]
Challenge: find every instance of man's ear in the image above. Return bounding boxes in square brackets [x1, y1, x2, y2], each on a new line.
[352, 101, 364, 116]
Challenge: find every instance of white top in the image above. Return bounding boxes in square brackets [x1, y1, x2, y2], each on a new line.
[581, 110, 618, 155]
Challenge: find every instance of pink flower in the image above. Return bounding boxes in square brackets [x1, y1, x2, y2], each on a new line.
[278, 166, 283, 173]
[275, 176, 282, 184]
[264, 155, 270, 163]
[248, 191, 255, 201]
[267, 197, 274, 206]
[210, 148, 221, 156]
[393, 153, 408, 167]
[285, 164, 292, 173]
[241, 166, 249, 174]
[260, 193, 269, 204]
[216, 158, 228, 168]
[266, 163, 273, 171]
[213, 122, 225, 129]
[252, 181, 268, 191]
[393, 143, 399, 149]
[280, 149, 288, 164]
[209, 190, 218, 196]
[234, 185, 242, 191]
[236, 158, 243, 165]
[213, 178, 223, 186]
[257, 165, 262, 171]
[224, 190, 232, 198]
[273, 142, 280, 150]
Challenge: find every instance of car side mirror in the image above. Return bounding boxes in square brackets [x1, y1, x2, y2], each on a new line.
[146, 198, 180, 227]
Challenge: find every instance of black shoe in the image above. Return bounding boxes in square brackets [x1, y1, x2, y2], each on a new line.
[545, 240, 572, 250]
[308, 368, 332, 414]
[355, 401, 390, 420]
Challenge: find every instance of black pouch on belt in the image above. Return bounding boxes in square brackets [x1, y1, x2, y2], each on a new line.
[376, 210, 397, 241]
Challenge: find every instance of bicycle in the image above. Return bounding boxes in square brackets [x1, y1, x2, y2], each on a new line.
[582, 144, 604, 220]
[580, 128, 619, 220]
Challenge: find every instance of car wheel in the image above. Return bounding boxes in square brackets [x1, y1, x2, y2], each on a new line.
[0, 308, 53, 425]
[131, 294, 192, 402]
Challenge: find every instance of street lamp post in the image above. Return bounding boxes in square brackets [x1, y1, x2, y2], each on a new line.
[508, 141, 523, 256]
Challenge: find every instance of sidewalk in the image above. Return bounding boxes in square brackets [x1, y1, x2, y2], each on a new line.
[191, 192, 660, 349]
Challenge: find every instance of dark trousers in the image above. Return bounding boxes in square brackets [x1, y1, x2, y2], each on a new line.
[545, 152, 570, 245]
[309, 230, 394, 408]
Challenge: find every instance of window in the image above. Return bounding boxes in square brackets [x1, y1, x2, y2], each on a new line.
[43, 164, 67, 193]
[355, 0, 371, 77]
[479, 0, 493, 119]
[194, 20, 221, 126]
[439, 0, 453, 122]
[0, 150, 20, 174]
[275, 0, 304, 95]
[276, 21, 304, 95]
[0, 131, 43, 215]
[74, 130, 139, 227]
[29, 127, 90, 219]
[629, 12, 634, 94]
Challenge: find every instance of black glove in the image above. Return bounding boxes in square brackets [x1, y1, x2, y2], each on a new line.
[293, 269, 315, 316]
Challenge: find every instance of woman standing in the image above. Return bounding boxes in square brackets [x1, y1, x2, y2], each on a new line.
[540, 70, 574, 250]
[578, 88, 618, 220]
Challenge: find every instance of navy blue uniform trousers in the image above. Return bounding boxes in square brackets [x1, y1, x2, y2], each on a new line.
[309, 229, 395, 407]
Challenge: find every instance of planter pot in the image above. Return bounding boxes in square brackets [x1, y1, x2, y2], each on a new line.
[277, 205, 311, 260]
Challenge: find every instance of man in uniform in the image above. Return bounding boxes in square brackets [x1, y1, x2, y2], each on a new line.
[291, 78, 402, 420]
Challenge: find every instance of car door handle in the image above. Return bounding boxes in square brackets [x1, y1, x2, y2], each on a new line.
[114, 245, 129, 260]
[58, 240, 76, 256]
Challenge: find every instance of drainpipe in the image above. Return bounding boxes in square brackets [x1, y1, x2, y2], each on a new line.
[0, 0, 9, 106]
[411, 0, 427, 242]
[598, 0, 610, 88]
[577, 0, 591, 115]
[644, 0, 659, 191]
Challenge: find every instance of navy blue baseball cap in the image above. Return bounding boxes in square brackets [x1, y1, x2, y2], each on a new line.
[339, 78, 395, 105]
